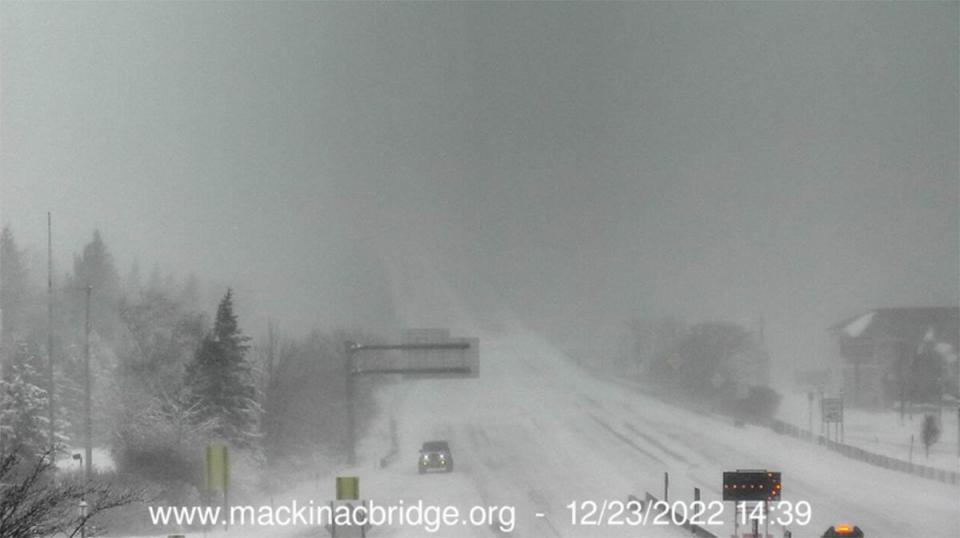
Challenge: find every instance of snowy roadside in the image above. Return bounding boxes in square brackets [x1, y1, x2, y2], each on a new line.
[777, 391, 960, 474]
[594, 367, 960, 476]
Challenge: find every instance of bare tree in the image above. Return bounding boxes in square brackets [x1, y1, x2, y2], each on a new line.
[0, 447, 143, 537]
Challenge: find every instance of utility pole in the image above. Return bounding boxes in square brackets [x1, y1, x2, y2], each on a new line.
[83, 284, 92, 479]
[47, 212, 56, 459]
[0, 225, 4, 456]
[344, 342, 356, 466]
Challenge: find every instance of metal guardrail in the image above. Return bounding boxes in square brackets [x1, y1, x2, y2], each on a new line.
[769, 418, 959, 486]
[611, 374, 960, 487]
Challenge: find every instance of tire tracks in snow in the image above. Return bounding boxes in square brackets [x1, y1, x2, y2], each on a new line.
[585, 411, 666, 465]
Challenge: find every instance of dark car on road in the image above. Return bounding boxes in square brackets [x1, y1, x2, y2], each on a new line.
[418, 440, 453, 473]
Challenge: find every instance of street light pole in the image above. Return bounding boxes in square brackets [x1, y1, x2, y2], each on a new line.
[47, 212, 56, 459]
[78, 499, 88, 538]
[83, 285, 92, 479]
[343, 342, 356, 466]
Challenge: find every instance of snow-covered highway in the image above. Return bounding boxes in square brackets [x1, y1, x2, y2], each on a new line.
[363, 330, 959, 538]
[123, 328, 959, 538]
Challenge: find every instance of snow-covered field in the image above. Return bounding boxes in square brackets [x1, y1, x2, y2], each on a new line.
[779, 391, 960, 473]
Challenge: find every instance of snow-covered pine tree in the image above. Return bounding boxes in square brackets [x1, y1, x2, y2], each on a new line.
[0, 226, 30, 345]
[0, 345, 49, 459]
[69, 230, 122, 341]
[184, 289, 259, 448]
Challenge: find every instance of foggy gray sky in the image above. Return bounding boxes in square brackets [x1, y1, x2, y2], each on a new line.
[2, 2, 957, 370]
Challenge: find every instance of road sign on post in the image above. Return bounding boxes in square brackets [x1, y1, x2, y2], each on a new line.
[327, 478, 368, 538]
[821, 397, 844, 442]
[822, 398, 843, 422]
[205, 444, 229, 491]
[337, 476, 359, 500]
[204, 444, 229, 530]
[722, 470, 781, 502]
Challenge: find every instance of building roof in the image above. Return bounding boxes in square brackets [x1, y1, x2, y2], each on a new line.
[830, 307, 959, 344]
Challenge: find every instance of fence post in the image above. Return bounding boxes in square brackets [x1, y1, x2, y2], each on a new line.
[692, 487, 700, 535]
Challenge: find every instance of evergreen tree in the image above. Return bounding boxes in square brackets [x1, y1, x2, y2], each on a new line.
[69, 230, 122, 341]
[0, 225, 30, 343]
[184, 289, 259, 447]
[0, 344, 48, 459]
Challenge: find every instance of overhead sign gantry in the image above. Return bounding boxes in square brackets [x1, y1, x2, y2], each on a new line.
[342, 329, 479, 464]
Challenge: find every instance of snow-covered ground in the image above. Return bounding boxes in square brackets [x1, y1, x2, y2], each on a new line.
[119, 253, 960, 538]
[778, 391, 960, 472]
[55, 446, 115, 473]
[131, 328, 960, 538]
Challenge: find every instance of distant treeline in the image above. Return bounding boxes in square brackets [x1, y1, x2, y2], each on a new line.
[612, 317, 780, 422]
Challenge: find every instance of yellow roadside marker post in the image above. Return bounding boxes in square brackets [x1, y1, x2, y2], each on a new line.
[336, 476, 359, 500]
[205, 445, 229, 531]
